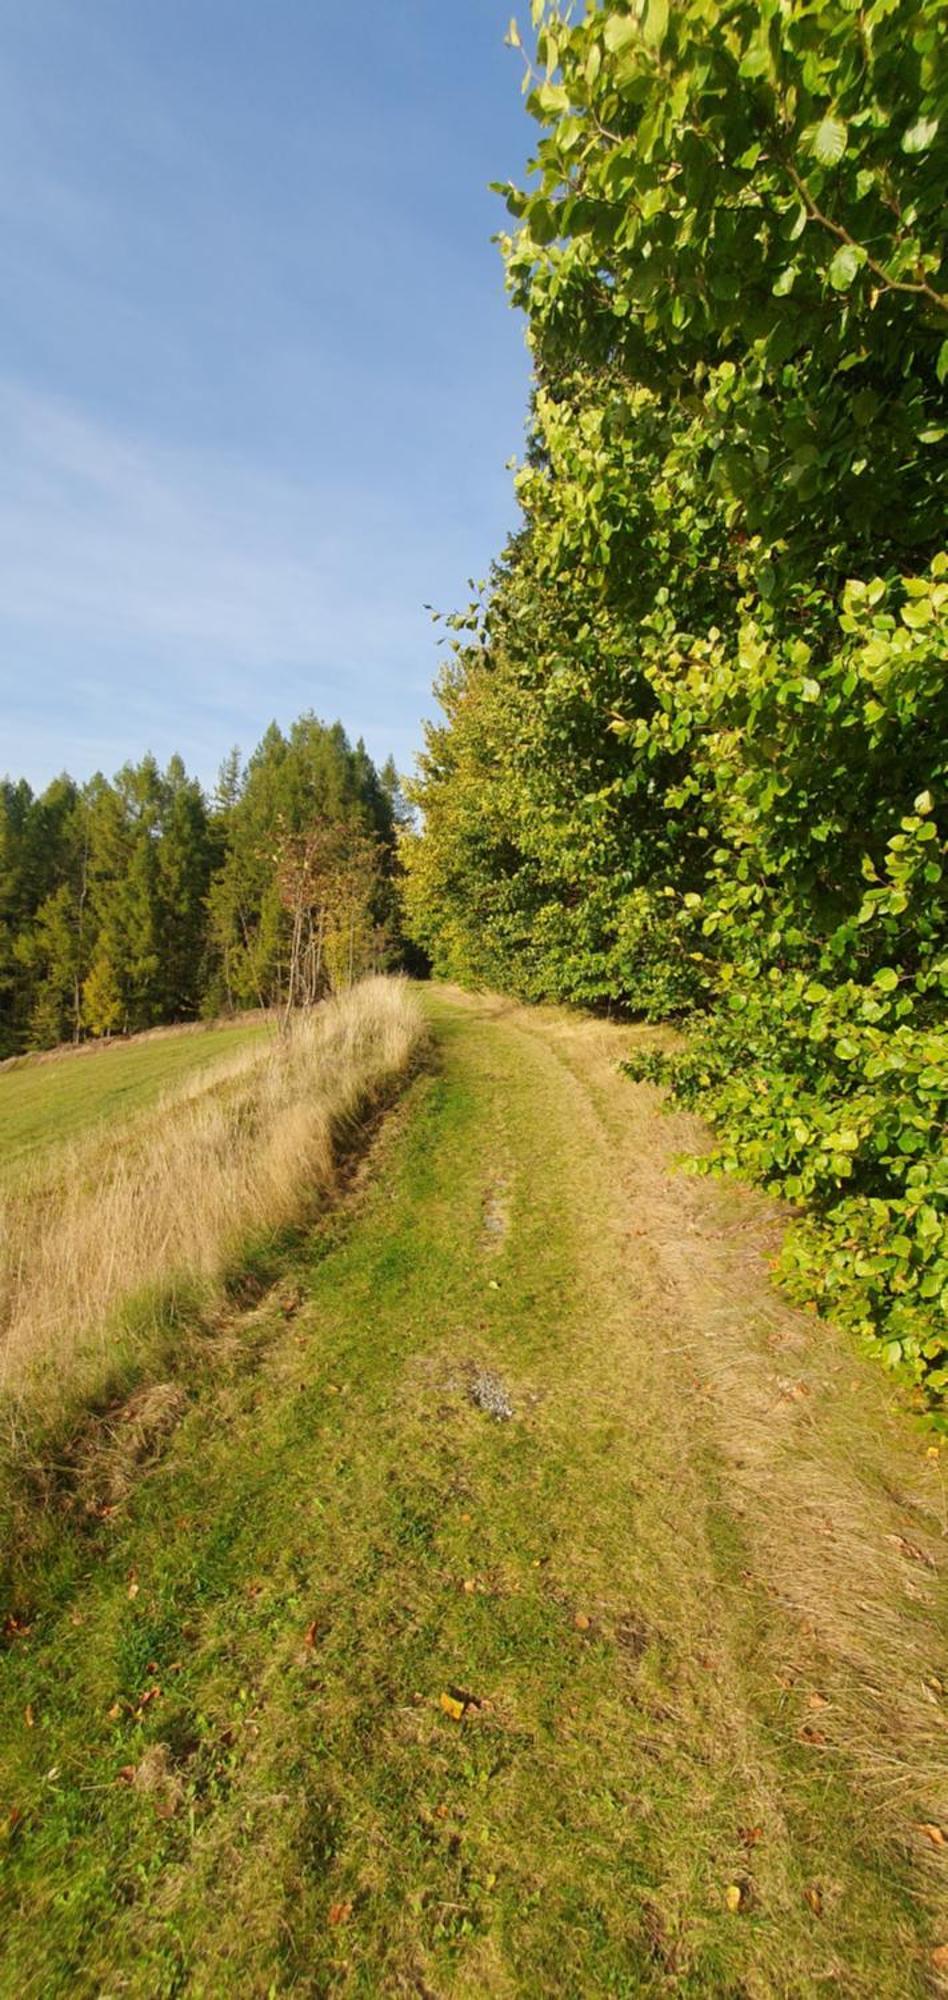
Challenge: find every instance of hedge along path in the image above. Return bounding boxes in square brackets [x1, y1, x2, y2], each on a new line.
[1, 984, 946, 1998]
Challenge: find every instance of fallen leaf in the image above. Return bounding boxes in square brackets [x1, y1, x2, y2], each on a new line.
[107, 1703, 123, 1722]
[573, 1612, 591, 1632]
[739, 1825, 764, 1848]
[725, 1883, 743, 1913]
[806, 1691, 828, 1709]
[805, 1884, 824, 1916]
[439, 1693, 465, 1722]
[798, 1725, 827, 1746]
[460, 1512, 472, 1525]
[917, 1823, 947, 1849]
[117, 1764, 137, 1785]
[462, 1579, 477, 1595]
[24, 1704, 34, 1729]
[932, 1944, 948, 1970]
[328, 1900, 353, 1926]
[303, 1621, 319, 1649]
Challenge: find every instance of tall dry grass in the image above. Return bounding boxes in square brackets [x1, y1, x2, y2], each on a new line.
[0, 978, 424, 1439]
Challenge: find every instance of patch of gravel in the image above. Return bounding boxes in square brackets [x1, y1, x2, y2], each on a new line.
[468, 1370, 514, 1421]
[482, 1176, 510, 1248]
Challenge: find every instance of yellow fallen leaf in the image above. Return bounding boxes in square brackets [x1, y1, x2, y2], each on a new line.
[573, 1612, 591, 1632]
[24, 1705, 34, 1730]
[463, 1579, 477, 1595]
[805, 1883, 824, 1916]
[725, 1883, 742, 1914]
[439, 1693, 465, 1722]
[917, 1822, 946, 1849]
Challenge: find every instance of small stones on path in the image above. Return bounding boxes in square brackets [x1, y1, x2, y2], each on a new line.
[482, 1173, 510, 1249]
[468, 1370, 514, 1421]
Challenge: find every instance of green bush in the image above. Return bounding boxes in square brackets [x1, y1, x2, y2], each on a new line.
[406, 0, 948, 1402]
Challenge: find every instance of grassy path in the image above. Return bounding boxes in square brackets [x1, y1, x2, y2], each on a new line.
[1, 987, 947, 1996]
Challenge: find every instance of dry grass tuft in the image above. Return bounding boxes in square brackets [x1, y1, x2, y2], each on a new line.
[0, 978, 424, 1440]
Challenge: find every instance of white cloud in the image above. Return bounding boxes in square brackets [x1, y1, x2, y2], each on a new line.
[0, 380, 426, 680]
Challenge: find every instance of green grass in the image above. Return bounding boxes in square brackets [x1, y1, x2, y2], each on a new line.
[0, 990, 941, 1996]
[0, 1021, 271, 1187]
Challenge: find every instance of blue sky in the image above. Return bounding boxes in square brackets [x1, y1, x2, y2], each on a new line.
[0, 0, 534, 791]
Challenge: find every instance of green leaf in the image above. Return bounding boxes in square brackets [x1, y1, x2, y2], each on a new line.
[536, 81, 570, 116]
[525, 199, 559, 245]
[811, 116, 848, 166]
[505, 15, 521, 48]
[937, 340, 948, 387]
[873, 967, 899, 992]
[827, 243, 864, 290]
[643, 0, 669, 48]
[902, 116, 939, 155]
[604, 15, 638, 55]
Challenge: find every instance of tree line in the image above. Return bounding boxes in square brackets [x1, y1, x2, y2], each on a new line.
[0, 716, 406, 1058]
[404, 0, 948, 1397]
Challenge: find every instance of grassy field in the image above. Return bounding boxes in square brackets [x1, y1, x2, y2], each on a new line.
[0, 987, 945, 1996]
[0, 1020, 272, 1189]
[0, 979, 424, 1452]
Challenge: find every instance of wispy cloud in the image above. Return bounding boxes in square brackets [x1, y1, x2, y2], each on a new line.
[0, 380, 458, 775]
[0, 1, 530, 788]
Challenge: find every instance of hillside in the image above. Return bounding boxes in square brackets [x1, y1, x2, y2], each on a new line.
[1, 988, 946, 1996]
[0, 1017, 270, 1189]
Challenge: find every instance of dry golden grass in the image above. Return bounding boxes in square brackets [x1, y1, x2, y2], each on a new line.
[0, 977, 424, 1435]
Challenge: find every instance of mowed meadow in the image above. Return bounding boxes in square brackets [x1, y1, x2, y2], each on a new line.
[0, 982, 425, 1517]
[0, 1018, 270, 1188]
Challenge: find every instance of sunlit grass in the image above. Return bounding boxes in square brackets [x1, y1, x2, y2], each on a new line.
[0, 980, 424, 1435]
[0, 1018, 271, 1188]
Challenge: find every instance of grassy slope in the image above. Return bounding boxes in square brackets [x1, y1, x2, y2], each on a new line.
[1, 988, 946, 1997]
[0, 1022, 270, 1188]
